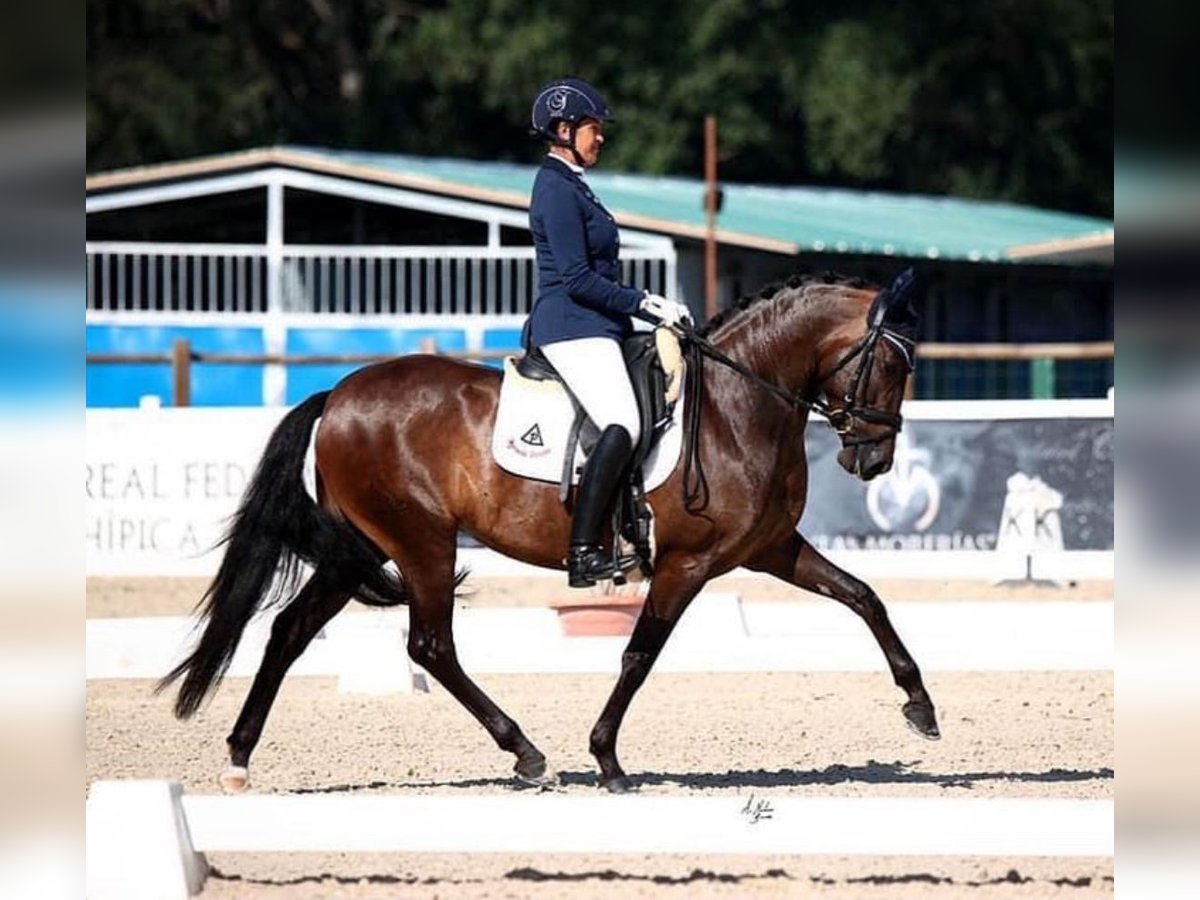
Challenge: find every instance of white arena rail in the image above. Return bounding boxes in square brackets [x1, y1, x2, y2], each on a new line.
[85, 779, 1114, 899]
[85, 598, 1115, 688]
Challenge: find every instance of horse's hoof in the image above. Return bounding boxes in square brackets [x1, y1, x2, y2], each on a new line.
[514, 758, 560, 790]
[903, 701, 941, 741]
[600, 775, 637, 794]
[218, 765, 250, 793]
[515, 768, 561, 791]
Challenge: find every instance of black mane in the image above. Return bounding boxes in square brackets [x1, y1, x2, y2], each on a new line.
[697, 271, 875, 338]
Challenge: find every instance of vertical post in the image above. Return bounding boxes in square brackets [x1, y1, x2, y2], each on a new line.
[704, 115, 718, 320]
[171, 339, 192, 407]
[264, 177, 288, 405]
[1031, 357, 1055, 399]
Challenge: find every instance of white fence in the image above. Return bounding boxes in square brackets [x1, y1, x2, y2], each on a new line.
[85, 242, 676, 317]
[87, 599, 1114, 682]
[85, 780, 1114, 899]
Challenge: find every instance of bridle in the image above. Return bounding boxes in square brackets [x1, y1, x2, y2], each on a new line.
[678, 314, 915, 446]
[816, 322, 915, 446]
[678, 285, 917, 512]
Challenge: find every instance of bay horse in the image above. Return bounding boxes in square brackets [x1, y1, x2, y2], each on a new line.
[160, 271, 940, 794]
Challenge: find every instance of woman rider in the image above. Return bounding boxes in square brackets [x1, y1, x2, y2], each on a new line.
[525, 77, 692, 588]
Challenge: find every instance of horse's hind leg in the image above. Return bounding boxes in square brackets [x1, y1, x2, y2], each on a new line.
[220, 571, 351, 792]
[398, 542, 554, 787]
[748, 533, 940, 740]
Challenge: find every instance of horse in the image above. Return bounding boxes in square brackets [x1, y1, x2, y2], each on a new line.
[159, 270, 940, 794]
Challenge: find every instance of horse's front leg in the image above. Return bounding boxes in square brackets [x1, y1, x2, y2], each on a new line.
[589, 561, 707, 792]
[747, 532, 940, 740]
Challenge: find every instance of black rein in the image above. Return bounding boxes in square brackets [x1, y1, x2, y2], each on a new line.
[677, 320, 915, 511]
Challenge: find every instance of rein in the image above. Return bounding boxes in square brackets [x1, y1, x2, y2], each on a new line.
[677, 320, 915, 511]
[678, 322, 913, 430]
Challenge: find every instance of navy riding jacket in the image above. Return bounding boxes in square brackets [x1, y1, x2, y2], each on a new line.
[525, 157, 645, 348]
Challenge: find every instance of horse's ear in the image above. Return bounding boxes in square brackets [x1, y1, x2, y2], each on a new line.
[872, 267, 920, 334]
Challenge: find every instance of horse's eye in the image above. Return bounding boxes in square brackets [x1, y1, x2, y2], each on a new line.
[882, 361, 899, 377]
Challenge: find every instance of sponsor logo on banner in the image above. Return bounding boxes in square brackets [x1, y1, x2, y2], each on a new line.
[865, 433, 940, 532]
[995, 473, 1064, 552]
[803, 415, 1113, 552]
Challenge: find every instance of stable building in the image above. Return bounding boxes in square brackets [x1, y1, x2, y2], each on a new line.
[86, 147, 1113, 405]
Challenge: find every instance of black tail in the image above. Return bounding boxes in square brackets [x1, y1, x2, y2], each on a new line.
[157, 391, 407, 719]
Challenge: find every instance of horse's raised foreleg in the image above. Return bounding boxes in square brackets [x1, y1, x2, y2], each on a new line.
[747, 533, 940, 740]
[589, 561, 707, 792]
[222, 571, 352, 792]
[402, 558, 554, 788]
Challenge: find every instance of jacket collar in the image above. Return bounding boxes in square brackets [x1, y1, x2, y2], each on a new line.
[545, 152, 585, 176]
[539, 155, 603, 208]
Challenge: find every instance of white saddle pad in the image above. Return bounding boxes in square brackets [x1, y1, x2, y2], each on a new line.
[491, 357, 685, 492]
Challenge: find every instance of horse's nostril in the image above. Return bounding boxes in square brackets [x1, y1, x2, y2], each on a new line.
[860, 453, 891, 480]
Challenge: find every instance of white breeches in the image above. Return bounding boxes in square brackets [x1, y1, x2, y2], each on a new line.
[540, 337, 641, 447]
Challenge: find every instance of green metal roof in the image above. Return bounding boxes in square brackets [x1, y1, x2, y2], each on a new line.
[89, 145, 1114, 264]
[292, 147, 1111, 263]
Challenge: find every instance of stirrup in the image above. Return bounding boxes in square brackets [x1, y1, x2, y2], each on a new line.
[609, 551, 643, 587]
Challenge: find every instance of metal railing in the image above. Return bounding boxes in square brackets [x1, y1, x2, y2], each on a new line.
[85, 242, 676, 317]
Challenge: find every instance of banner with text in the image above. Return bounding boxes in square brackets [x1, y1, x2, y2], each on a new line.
[799, 415, 1113, 552]
[86, 408, 281, 575]
[86, 403, 1114, 575]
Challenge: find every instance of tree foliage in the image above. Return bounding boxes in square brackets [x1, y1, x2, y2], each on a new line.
[87, 0, 1112, 216]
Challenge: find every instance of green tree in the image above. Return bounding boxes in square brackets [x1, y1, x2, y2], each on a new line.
[87, 0, 1113, 216]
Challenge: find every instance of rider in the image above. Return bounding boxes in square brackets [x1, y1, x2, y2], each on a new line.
[525, 77, 692, 588]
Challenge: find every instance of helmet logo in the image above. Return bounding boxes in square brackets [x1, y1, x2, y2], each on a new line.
[546, 89, 569, 115]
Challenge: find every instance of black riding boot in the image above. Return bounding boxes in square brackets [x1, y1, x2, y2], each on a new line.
[568, 424, 634, 588]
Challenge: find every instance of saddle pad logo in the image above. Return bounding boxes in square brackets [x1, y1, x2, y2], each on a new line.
[507, 422, 551, 459]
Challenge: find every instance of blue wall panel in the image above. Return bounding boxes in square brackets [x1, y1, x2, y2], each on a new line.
[84, 324, 522, 407]
[1, 286, 80, 406]
[285, 327, 468, 403]
[480, 327, 524, 369]
[86, 325, 264, 407]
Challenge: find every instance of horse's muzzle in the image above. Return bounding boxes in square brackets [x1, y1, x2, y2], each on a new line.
[837, 444, 893, 481]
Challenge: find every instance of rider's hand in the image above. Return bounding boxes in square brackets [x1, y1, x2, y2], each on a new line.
[639, 293, 693, 328]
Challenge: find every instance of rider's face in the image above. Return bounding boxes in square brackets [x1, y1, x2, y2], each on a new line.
[557, 118, 605, 166]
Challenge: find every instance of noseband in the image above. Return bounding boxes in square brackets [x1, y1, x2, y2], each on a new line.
[816, 325, 915, 447]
